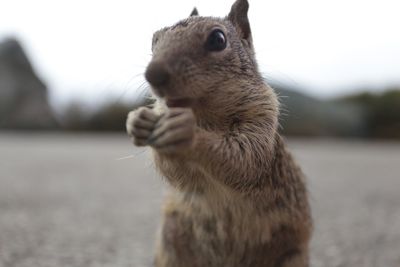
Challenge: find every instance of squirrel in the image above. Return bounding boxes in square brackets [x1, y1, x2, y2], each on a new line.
[126, 0, 312, 266]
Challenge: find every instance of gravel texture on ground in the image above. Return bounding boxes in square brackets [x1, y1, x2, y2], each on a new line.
[0, 133, 399, 267]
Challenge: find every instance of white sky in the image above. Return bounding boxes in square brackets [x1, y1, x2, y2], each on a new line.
[1, 0, 400, 107]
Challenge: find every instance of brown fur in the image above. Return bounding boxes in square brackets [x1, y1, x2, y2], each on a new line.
[126, 1, 312, 266]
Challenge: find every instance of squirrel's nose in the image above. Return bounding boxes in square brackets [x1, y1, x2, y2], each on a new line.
[145, 61, 170, 88]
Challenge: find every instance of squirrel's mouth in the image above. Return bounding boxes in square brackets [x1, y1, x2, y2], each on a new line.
[166, 98, 193, 108]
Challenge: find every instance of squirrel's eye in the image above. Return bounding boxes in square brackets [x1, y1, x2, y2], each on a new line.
[205, 29, 227, 52]
[152, 36, 159, 47]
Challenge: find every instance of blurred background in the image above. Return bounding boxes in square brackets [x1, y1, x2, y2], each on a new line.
[1, 0, 399, 266]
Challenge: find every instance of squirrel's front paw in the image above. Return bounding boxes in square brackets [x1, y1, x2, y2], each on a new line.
[148, 108, 196, 155]
[126, 107, 159, 146]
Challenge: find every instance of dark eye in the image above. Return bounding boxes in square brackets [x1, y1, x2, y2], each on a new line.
[152, 36, 159, 47]
[205, 29, 227, 52]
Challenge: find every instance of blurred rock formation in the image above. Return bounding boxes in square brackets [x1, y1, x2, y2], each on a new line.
[0, 38, 57, 129]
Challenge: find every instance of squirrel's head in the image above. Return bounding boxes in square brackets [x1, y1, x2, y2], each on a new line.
[145, 0, 260, 107]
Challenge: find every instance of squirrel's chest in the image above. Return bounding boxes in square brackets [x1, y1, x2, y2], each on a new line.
[158, 193, 294, 267]
[153, 152, 211, 190]
[162, 191, 276, 244]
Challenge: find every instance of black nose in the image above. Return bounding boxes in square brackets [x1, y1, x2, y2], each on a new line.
[145, 61, 170, 87]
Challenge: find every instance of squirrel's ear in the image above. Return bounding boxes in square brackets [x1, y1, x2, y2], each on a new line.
[228, 0, 251, 42]
[190, 7, 199, 17]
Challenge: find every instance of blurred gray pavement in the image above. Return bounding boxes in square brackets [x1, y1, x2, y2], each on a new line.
[0, 133, 399, 267]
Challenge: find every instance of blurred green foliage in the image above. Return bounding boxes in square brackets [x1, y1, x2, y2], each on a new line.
[62, 101, 132, 132]
[273, 85, 366, 138]
[338, 89, 400, 139]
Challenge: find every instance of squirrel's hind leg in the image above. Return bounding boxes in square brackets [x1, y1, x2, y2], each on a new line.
[276, 248, 309, 267]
